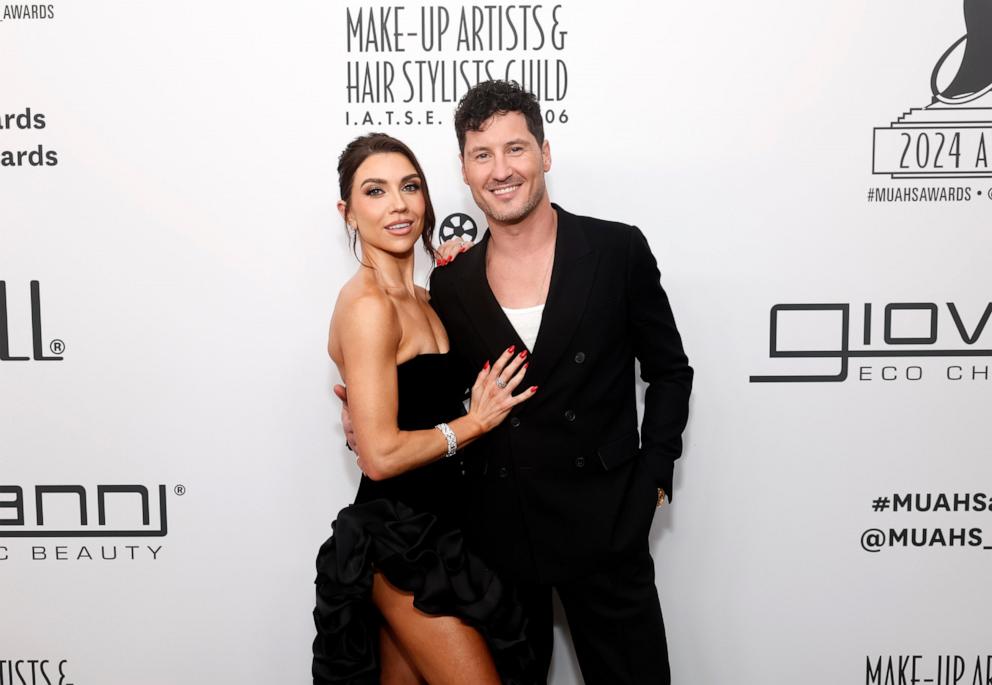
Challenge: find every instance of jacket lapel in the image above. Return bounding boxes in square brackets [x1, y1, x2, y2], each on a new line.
[526, 205, 597, 391]
[452, 205, 598, 391]
[453, 230, 527, 363]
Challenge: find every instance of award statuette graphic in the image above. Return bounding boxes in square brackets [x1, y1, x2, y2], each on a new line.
[874, 0, 992, 178]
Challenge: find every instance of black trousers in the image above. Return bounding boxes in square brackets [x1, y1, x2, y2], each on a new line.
[517, 549, 670, 685]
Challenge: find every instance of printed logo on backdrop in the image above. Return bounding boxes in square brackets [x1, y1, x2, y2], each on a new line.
[749, 300, 992, 383]
[439, 213, 479, 242]
[343, 4, 570, 128]
[0, 4, 55, 22]
[1, 281, 64, 360]
[0, 483, 185, 563]
[860, 492, 992, 557]
[1, 108, 59, 167]
[0, 659, 76, 685]
[865, 654, 992, 685]
[869, 0, 992, 203]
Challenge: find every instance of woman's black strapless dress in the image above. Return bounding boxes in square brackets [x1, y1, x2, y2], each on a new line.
[312, 354, 532, 685]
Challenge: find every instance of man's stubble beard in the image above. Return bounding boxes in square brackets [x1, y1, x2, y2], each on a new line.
[474, 175, 547, 225]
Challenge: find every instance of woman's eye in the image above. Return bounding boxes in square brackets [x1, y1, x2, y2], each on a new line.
[365, 187, 383, 196]
[403, 182, 421, 192]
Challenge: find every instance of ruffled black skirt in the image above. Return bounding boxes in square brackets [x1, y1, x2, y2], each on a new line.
[312, 498, 533, 684]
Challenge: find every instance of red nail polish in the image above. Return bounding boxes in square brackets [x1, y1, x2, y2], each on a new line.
[506, 345, 515, 355]
[435, 258, 442, 266]
[529, 385, 538, 392]
[519, 350, 528, 359]
[483, 360, 490, 371]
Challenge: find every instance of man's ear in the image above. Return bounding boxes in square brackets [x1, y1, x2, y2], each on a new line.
[460, 155, 468, 185]
[542, 140, 552, 173]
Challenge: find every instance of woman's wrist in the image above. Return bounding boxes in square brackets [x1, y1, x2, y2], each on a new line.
[454, 414, 486, 443]
[434, 423, 457, 457]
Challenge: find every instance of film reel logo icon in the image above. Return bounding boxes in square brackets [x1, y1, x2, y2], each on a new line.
[439, 213, 480, 243]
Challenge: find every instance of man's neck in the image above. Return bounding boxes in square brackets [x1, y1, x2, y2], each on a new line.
[484, 199, 558, 309]
[487, 199, 557, 259]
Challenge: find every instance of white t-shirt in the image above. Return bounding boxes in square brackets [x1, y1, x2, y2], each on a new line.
[501, 303, 545, 351]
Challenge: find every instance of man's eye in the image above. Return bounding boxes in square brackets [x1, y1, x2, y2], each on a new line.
[475, 153, 490, 161]
[510, 146, 524, 153]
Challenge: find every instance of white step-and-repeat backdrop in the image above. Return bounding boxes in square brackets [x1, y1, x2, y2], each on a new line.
[3, 1, 991, 683]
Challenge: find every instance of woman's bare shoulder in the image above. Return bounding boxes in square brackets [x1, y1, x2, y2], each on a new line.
[328, 273, 401, 365]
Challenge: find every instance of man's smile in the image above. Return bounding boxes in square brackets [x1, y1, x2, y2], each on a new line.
[488, 183, 523, 197]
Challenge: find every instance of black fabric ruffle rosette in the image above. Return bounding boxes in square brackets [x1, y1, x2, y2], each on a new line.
[312, 498, 534, 684]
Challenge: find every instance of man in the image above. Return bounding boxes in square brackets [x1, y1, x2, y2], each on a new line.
[343, 80, 692, 683]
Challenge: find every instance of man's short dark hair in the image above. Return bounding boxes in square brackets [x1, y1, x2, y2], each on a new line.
[454, 80, 544, 154]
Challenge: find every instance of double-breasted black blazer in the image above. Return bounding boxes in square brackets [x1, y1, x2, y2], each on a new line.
[430, 204, 692, 583]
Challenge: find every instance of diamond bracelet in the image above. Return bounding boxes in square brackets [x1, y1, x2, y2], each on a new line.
[435, 422, 457, 458]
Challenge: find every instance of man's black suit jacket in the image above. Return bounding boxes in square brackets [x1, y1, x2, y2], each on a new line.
[429, 204, 692, 583]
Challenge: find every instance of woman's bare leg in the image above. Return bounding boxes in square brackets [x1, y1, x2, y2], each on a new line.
[372, 572, 501, 685]
[379, 625, 425, 685]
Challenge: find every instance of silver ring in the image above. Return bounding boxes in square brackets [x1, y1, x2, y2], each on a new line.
[495, 377, 508, 389]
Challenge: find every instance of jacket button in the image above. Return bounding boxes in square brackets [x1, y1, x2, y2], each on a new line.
[498, 467, 509, 478]
[564, 409, 576, 422]
[509, 417, 521, 428]
[574, 456, 585, 468]
[574, 351, 586, 364]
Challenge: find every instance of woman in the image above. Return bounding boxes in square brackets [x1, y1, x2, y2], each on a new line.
[312, 133, 536, 685]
